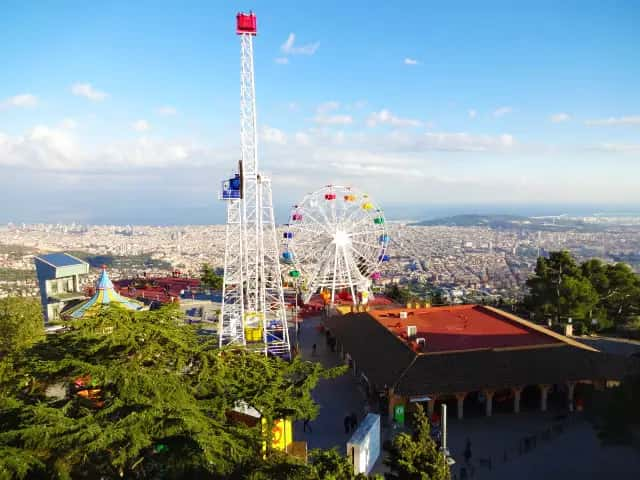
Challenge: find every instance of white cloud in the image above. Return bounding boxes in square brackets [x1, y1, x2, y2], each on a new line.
[280, 33, 320, 56]
[313, 102, 353, 124]
[294, 132, 310, 145]
[404, 57, 419, 65]
[366, 109, 422, 128]
[275, 57, 289, 64]
[550, 112, 570, 123]
[493, 106, 513, 117]
[71, 83, 108, 101]
[0, 93, 38, 109]
[468, 109, 477, 119]
[595, 143, 640, 153]
[314, 114, 353, 126]
[316, 101, 340, 114]
[60, 118, 77, 129]
[156, 106, 177, 116]
[261, 125, 287, 144]
[132, 120, 150, 132]
[0, 125, 212, 172]
[585, 115, 640, 126]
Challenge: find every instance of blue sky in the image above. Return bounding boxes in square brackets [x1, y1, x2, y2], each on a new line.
[0, 1, 639, 224]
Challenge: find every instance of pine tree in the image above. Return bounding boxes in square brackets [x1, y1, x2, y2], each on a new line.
[384, 404, 450, 480]
[0, 297, 44, 358]
[0, 304, 343, 479]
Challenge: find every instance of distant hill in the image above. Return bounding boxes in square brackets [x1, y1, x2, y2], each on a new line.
[412, 214, 529, 228]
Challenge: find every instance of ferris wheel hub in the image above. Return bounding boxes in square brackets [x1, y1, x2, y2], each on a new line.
[333, 229, 351, 247]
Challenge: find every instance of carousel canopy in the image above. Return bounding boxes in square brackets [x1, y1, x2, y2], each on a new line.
[67, 266, 146, 318]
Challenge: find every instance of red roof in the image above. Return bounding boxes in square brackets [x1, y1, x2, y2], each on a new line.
[113, 277, 200, 304]
[370, 305, 561, 354]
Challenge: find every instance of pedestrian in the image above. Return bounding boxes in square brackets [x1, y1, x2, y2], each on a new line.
[312, 343, 317, 356]
[303, 418, 312, 433]
[350, 412, 358, 432]
[464, 438, 472, 465]
[343, 415, 351, 434]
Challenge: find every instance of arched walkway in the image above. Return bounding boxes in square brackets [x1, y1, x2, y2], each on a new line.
[547, 383, 569, 411]
[434, 394, 459, 419]
[463, 391, 484, 418]
[493, 388, 515, 414]
[521, 384, 541, 411]
[574, 382, 595, 412]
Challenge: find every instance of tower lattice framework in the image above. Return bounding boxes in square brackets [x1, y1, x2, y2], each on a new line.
[219, 13, 290, 357]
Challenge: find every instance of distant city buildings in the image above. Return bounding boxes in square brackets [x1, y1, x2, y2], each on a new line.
[1, 221, 639, 304]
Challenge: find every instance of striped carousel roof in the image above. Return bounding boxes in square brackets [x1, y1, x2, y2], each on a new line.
[68, 266, 145, 318]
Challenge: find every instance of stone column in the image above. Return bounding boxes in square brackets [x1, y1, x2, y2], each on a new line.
[513, 387, 523, 414]
[540, 384, 551, 412]
[567, 382, 576, 412]
[484, 390, 494, 417]
[455, 393, 466, 420]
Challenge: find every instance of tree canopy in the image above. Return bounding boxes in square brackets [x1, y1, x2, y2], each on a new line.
[200, 263, 223, 290]
[525, 251, 640, 329]
[0, 304, 344, 479]
[384, 404, 450, 480]
[0, 297, 44, 358]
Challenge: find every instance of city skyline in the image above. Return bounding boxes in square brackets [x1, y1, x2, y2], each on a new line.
[1, 1, 639, 224]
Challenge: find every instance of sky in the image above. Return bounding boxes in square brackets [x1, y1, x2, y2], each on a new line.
[0, 0, 639, 224]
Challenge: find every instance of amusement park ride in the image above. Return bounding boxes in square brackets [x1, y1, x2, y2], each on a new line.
[219, 13, 389, 356]
[219, 12, 290, 357]
[283, 185, 389, 305]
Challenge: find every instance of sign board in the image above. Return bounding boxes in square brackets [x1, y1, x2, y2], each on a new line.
[394, 404, 405, 425]
[347, 413, 381, 475]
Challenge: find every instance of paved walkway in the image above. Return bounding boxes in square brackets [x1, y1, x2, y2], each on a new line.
[293, 314, 368, 452]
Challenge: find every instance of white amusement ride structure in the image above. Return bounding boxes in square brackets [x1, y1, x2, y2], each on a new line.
[218, 12, 290, 357]
[282, 185, 390, 305]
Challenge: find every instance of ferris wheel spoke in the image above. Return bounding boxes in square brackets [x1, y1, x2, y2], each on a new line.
[305, 242, 336, 296]
[350, 238, 384, 254]
[349, 228, 385, 239]
[350, 212, 383, 231]
[342, 202, 372, 227]
[298, 207, 334, 236]
[348, 242, 380, 265]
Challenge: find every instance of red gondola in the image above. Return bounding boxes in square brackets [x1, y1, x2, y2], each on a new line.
[236, 12, 257, 35]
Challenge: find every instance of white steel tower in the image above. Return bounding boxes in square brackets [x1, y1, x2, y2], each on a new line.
[219, 12, 290, 357]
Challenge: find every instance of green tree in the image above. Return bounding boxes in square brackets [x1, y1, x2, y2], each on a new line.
[430, 291, 445, 306]
[0, 297, 44, 357]
[384, 404, 450, 480]
[601, 263, 640, 325]
[243, 448, 382, 480]
[525, 251, 599, 324]
[200, 263, 223, 290]
[0, 304, 343, 479]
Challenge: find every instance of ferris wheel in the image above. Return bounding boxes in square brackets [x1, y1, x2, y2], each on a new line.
[282, 185, 390, 305]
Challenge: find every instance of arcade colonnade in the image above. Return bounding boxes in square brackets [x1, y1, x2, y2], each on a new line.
[387, 380, 605, 420]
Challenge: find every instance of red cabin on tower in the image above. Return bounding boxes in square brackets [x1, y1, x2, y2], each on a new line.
[236, 12, 257, 35]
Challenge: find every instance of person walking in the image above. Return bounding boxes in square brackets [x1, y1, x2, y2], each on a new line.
[349, 412, 358, 432]
[312, 343, 317, 356]
[464, 438, 472, 465]
[343, 415, 351, 434]
[303, 418, 312, 433]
